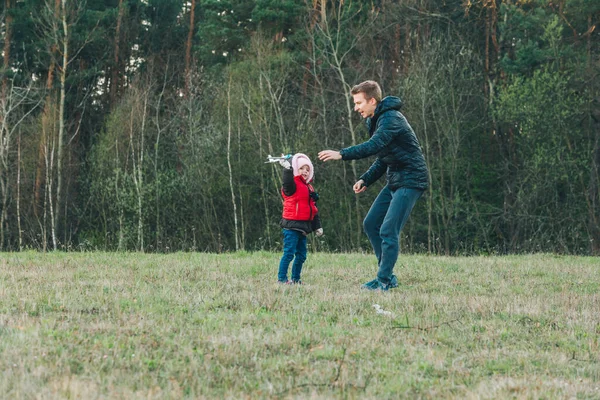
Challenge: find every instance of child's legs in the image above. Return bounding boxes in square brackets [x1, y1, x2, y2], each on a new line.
[363, 186, 393, 267]
[291, 234, 307, 281]
[278, 229, 301, 282]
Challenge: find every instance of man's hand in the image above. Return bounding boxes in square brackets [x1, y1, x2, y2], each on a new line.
[353, 179, 367, 194]
[315, 228, 324, 237]
[318, 150, 342, 162]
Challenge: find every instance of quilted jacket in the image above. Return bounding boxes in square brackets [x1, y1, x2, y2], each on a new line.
[340, 96, 429, 190]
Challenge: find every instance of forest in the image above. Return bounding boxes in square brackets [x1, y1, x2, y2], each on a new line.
[0, 0, 598, 254]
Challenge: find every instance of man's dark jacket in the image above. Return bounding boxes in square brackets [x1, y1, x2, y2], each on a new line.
[340, 96, 429, 191]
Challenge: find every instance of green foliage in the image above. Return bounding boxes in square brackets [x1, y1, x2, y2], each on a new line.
[195, 0, 257, 67]
[494, 68, 589, 252]
[1, 0, 598, 253]
[251, 0, 304, 34]
[498, 1, 585, 75]
[143, 0, 187, 55]
[495, 68, 583, 138]
[195, 0, 304, 69]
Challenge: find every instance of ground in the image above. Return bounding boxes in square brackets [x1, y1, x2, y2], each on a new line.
[1, 251, 599, 398]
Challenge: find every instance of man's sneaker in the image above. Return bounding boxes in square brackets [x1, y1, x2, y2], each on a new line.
[288, 280, 303, 285]
[361, 278, 380, 290]
[362, 278, 397, 291]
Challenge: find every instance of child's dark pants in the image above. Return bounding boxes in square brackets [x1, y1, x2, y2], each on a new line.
[278, 229, 307, 282]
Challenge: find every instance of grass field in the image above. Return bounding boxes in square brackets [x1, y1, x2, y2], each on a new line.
[1, 251, 599, 399]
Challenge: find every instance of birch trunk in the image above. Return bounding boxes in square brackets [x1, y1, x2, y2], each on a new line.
[17, 131, 22, 250]
[226, 77, 239, 251]
[130, 93, 147, 252]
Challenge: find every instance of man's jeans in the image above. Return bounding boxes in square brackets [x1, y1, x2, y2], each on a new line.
[363, 186, 424, 284]
[278, 229, 307, 282]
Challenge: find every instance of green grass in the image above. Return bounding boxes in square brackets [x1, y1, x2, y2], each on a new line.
[1, 252, 599, 399]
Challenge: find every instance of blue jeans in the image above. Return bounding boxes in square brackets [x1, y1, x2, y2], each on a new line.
[363, 186, 423, 284]
[278, 229, 307, 282]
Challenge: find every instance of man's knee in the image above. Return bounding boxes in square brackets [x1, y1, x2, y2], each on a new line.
[363, 216, 378, 236]
[380, 225, 399, 244]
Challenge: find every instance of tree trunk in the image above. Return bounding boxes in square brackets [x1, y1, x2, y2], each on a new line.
[419, 95, 433, 254]
[226, 76, 239, 251]
[184, 0, 196, 95]
[17, 131, 22, 250]
[36, 63, 56, 220]
[54, 0, 69, 250]
[115, 138, 124, 251]
[484, 6, 490, 96]
[42, 0, 60, 251]
[0, 0, 13, 249]
[237, 122, 245, 250]
[0, 165, 6, 250]
[591, 130, 600, 255]
[2, 0, 12, 96]
[42, 144, 49, 252]
[392, 23, 401, 85]
[329, 43, 361, 248]
[47, 134, 56, 251]
[244, 94, 271, 248]
[110, 0, 125, 107]
[154, 70, 168, 250]
[130, 92, 147, 252]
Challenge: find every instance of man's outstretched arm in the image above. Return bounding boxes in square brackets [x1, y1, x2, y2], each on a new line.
[318, 150, 342, 161]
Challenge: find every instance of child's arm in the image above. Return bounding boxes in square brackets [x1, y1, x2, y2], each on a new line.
[281, 167, 296, 196]
[311, 213, 322, 235]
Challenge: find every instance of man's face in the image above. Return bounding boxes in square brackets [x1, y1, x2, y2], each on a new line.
[353, 92, 377, 118]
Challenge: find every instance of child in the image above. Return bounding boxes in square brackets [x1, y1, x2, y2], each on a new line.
[277, 153, 323, 284]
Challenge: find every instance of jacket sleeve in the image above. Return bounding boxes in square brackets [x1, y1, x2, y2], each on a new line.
[360, 158, 387, 187]
[281, 167, 296, 196]
[311, 213, 322, 232]
[339, 114, 396, 160]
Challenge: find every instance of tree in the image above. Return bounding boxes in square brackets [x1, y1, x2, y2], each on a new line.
[37, 0, 89, 249]
[308, 0, 380, 248]
[184, 0, 197, 95]
[0, 79, 40, 249]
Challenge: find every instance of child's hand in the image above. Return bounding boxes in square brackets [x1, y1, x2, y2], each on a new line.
[278, 154, 291, 169]
[315, 228, 324, 237]
[279, 158, 291, 169]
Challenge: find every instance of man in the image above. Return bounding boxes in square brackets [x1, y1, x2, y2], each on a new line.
[318, 80, 428, 291]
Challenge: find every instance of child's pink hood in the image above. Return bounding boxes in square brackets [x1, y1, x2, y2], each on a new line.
[292, 153, 314, 183]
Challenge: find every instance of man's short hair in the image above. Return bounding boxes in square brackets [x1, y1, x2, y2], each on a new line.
[351, 80, 382, 102]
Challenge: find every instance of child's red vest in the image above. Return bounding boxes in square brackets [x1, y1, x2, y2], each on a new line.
[282, 176, 318, 221]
